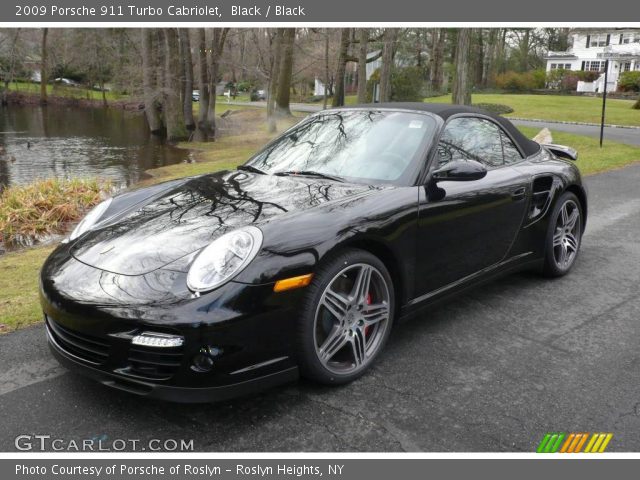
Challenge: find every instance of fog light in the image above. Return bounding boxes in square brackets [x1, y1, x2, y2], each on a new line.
[131, 332, 184, 348]
[191, 346, 223, 373]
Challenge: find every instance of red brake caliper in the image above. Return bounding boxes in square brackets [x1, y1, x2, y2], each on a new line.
[364, 293, 372, 337]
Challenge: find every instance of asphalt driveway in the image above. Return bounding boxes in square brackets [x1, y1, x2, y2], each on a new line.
[1, 164, 640, 452]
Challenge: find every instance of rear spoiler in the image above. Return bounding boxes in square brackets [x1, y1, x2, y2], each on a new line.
[542, 143, 578, 161]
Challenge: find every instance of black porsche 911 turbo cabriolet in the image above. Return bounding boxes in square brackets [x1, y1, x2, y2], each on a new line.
[40, 103, 586, 402]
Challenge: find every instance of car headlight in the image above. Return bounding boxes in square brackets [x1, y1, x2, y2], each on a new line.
[69, 197, 113, 241]
[187, 226, 263, 292]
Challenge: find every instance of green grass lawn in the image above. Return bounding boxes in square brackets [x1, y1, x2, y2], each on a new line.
[425, 93, 640, 127]
[0, 245, 54, 333]
[7, 80, 128, 102]
[518, 127, 640, 175]
[2, 121, 639, 333]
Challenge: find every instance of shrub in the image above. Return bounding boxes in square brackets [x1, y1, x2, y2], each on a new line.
[531, 69, 547, 89]
[390, 66, 427, 102]
[546, 69, 601, 91]
[495, 71, 537, 92]
[559, 73, 580, 92]
[473, 103, 514, 115]
[0, 178, 111, 248]
[365, 67, 427, 102]
[236, 81, 253, 92]
[618, 71, 640, 92]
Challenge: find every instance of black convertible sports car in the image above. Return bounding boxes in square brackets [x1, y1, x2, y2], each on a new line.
[41, 103, 586, 402]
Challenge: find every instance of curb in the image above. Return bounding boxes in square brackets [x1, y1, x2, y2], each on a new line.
[509, 117, 640, 130]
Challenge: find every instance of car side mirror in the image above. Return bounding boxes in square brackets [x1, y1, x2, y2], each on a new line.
[432, 160, 487, 182]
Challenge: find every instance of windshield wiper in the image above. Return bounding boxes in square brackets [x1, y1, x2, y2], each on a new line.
[274, 170, 344, 182]
[237, 165, 267, 174]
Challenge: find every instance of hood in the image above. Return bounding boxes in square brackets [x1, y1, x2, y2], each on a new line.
[70, 170, 373, 275]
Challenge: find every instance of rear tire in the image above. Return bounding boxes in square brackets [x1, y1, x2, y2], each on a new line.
[296, 249, 395, 385]
[542, 191, 583, 277]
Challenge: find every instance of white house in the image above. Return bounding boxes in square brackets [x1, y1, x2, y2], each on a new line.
[545, 29, 640, 92]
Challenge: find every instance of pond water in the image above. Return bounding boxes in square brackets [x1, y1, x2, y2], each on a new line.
[0, 106, 191, 190]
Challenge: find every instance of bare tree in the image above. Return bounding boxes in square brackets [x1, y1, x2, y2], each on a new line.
[452, 28, 472, 105]
[323, 28, 330, 109]
[379, 28, 398, 102]
[267, 30, 283, 132]
[429, 29, 446, 93]
[2, 29, 21, 105]
[356, 28, 369, 103]
[40, 28, 48, 105]
[331, 28, 351, 107]
[163, 28, 188, 141]
[206, 28, 230, 139]
[141, 29, 163, 134]
[194, 28, 210, 141]
[275, 28, 296, 116]
[179, 29, 195, 131]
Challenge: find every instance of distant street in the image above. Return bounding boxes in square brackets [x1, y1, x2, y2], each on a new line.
[225, 100, 640, 147]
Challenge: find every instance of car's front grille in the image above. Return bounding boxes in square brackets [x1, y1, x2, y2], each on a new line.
[46, 315, 110, 365]
[46, 314, 185, 380]
[125, 347, 184, 381]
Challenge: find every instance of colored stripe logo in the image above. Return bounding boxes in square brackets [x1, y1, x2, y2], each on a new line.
[537, 433, 613, 453]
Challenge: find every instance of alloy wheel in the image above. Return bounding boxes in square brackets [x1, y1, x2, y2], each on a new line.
[313, 263, 391, 375]
[552, 199, 581, 270]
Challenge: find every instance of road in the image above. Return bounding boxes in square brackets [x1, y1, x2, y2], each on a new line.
[224, 100, 640, 147]
[1, 162, 640, 452]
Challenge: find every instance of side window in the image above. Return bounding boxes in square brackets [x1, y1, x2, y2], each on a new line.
[501, 130, 524, 164]
[437, 117, 504, 168]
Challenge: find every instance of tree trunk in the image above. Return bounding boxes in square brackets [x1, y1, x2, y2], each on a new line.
[323, 29, 329, 109]
[40, 28, 48, 105]
[474, 29, 484, 87]
[331, 28, 351, 107]
[483, 28, 499, 87]
[179, 29, 195, 131]
[141, 29, 163, 133]
[206, 28, 230, 139]
[194, 28, 210, 142]
[452, 28, 472, 106]
[267, 30, 283, 132]
[357, 28, 369, 103]
[379, 29, 397, 103]
[275, 28, 296, 116]
[429, 28, 445, 93]
[520, 29, 531, 72]
[163, 28, 188, 142]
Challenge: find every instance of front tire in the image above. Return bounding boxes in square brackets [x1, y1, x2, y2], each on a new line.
[296, 249, 395, 385]
[542, 191, 583, 277]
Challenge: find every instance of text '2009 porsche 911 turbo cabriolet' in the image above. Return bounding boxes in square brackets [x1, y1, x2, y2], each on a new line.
[40, 103, 586, 402]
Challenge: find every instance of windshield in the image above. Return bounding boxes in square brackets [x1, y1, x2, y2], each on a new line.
[245, 110, 436, 184]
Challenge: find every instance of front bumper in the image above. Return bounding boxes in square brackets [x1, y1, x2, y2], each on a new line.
[46, 321, 298, 402]
[40, 246, 306, 402]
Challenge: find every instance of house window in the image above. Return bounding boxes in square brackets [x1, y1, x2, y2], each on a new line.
[622, 62, 632, 72]
[620, 33, 640, 44]
[550, 63, 572, 70]
[584, 61, 604, 72]
[590, 34, 609, 47]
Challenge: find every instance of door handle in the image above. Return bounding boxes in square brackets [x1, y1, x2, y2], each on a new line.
[511, 187, 526, 201]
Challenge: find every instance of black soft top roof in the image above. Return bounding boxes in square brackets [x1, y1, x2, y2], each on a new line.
[333, 102, 541, 158]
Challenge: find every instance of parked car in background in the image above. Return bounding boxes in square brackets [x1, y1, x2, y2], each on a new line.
[250, 89, 266, 101]
[192, 90, 200, 102]
[54, 77, 81, 87]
